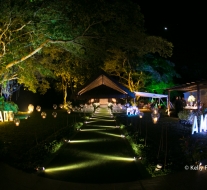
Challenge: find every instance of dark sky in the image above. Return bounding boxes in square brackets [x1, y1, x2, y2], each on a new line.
[138, 2, 207, 83]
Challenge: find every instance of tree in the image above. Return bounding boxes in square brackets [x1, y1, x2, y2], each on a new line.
[102, 51, 179, 94]
[0, 0, 173, 99]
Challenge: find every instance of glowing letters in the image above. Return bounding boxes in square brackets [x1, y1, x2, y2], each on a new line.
[192, 115, 207, 134]
[0, 111, 12, 122]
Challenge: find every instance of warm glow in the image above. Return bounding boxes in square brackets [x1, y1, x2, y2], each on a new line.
[52, 112, 57, 118]
[80, 129, 107, 132]
[45, 153, 134, 173]
[36, 106, 41, 112]
[45, 160, 100, 173]
[28, 104, 34, 113]
[96, 131, 122, 138]
[53, 104, 57, 109]
[41, 112, 47, 119]
[69, 139, 103, 143]
[14, 118, 20, 126]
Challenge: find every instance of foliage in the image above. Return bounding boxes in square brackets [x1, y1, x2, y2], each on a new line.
[102, 51, 177, 92]
[44, 140, 63, 154]
[146, 164, 171, 177]
[178, 110, 191, 121]
[0, 96, 18, 113]
[63, 101, 73, 110]
[180, 136, 207, 164]
[0, 0, 173, 99]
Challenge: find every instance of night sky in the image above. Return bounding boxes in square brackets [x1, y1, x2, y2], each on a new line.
[138, 2, 207, 83]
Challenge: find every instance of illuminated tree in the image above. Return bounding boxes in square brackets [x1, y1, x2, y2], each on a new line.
[0, 0, 173, 99]
[103, 51, 179, 93]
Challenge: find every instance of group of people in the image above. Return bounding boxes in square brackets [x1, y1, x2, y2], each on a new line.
[174, 96, 186, 116]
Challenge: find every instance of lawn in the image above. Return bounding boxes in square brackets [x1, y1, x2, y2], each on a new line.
[0, 109, 85, 171]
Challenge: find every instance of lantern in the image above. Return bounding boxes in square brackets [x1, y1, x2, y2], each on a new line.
[14, 118, 20, 126]
[28, 104, 34, 113]
[36, 106, 41, 112]
[52, 112, 57, 118]
[67, 109, 71, 114]
[151, 113, 160, 124]
[59, 104, 63, 109]
[53, 104, 57, 109]
[139, 112, 144, 118]
[41, 112, 47, 119]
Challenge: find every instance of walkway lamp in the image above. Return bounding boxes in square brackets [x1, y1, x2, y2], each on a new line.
[41, 112, 47, 119]
[36, 106, 41, 112]
[14, 118, 20, 126]
[151, 108, 160, 124]
[28, 104, 34, 113]
[139, 112, 144, 118]
[52, 112, 57, 118]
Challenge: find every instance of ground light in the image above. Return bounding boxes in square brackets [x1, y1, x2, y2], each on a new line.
[67, 139, 104, 143]
[45, 160, 100, 173]
[96, 131, 123, 138]
[80, 128, 109, 132]
[44, 154, 134, 173]
[82, 124, 116, 128]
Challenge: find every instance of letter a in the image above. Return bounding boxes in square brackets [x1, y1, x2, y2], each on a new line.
[200, 114, 207, 132]
[192, 116, 198, 134]
[0, 111, 3, 122]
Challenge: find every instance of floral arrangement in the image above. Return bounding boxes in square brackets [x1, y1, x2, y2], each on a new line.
[188, 95, 195, 102]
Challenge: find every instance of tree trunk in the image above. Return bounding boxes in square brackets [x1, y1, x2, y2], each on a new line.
[62, 78, 67, 105]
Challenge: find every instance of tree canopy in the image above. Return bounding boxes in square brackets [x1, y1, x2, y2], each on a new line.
[0, 0, 174, 101]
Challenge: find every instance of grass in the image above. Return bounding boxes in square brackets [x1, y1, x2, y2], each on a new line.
[0, 109, 86, 171]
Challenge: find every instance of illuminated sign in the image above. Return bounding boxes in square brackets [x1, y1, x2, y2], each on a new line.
[0, 111, 13, 122]
[192, 115, 207, 134]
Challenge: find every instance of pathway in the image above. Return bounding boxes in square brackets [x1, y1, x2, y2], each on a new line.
[41, 105, 144, 183]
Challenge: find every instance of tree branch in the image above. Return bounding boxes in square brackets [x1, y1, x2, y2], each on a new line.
[6, 39, 51, 69]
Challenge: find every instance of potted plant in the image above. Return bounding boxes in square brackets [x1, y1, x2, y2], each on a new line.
[178, 110, 191, 125]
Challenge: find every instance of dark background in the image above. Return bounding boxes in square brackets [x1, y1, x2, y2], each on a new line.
[138, 1, 207, 83]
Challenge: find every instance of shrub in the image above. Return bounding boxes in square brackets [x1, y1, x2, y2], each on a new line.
[0, 96, 18, 113]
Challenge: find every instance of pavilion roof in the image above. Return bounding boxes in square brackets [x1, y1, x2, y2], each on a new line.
[166, 80, 207, 92]
[77, 73, 135, 98]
